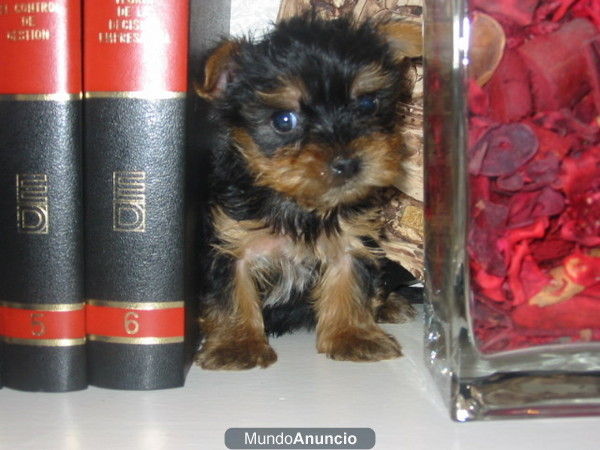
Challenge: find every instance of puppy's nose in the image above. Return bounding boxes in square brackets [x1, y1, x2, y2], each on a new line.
[330, 157, 361, 179]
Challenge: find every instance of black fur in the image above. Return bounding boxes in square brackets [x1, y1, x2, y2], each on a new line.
[207, 16, 411, 230]
[196, 15, 414, 337]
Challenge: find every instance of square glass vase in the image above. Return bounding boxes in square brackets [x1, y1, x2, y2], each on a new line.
[423, 0, 600, 421]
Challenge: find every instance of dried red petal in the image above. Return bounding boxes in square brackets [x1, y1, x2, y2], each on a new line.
[467, 79, 489, 116]
[564, 253, 600, 285]
[470, 0, 540, 26]
[522, 153, 561, 190]
[469, 199, 509, 276]
[484, 49, 532, 122]
[469, 226, 507, 277]
[552, 0, 579, 22]
[469, 175, 492, 205]
[583, 36, 600, 117]
[466, 0, 600, 353]
[502, 217, 549, 246]
[507, 241, 533, 304]
[521, 254, 553, 299]
[560, 191, 600, 246]
[573, 92, 598, 124]
[472, 264, 505, 289]
[534, 109, 600, 142]
[471, 263, 507, 302]
[560, 146, 600, 196]
[508, 187, 565, 228]
[572, 0, 600, 29]
[469, 123, 539, 176]
[530, 224, 576, 267]
[558, 146, 600, 246]
[517, 19, 598, 112]
[527, 122, 576, 158]
[495, 152, 561, 192]
[495, 172, 524, 191]
[513, 286, 600, 330]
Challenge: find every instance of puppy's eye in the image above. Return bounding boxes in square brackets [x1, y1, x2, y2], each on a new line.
[356, 94, 378, 115]
[271, 111, 299, 133]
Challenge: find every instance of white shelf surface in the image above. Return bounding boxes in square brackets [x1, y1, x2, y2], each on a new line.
[1, 307, 599, 450]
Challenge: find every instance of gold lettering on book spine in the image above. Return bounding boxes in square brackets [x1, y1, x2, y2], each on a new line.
[86, 335, 183, 345]
[124, 311, 140, 335]
[85, 300, 184, 344]
[87, 299, 184, 309]
[97, 0, 170, 45]
[3, 337, 86, 346]
[2, 2, 60, 42]
[30, 312, 46, 336]
[16, 173, 49, 234]
[113, 171, 146, 232]
[0, 301, 85, 311]
[0, 302, 86, 346]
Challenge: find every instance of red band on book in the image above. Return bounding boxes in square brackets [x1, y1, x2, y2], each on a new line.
[0, 305, 85, 340]
[86, 304, 184, 340]
[0, 0, 81, 94]
[84, 0, 189, 93]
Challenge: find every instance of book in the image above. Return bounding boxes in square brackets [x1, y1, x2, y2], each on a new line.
[83, 0, 191, 390]
[0, 0, 86, 391]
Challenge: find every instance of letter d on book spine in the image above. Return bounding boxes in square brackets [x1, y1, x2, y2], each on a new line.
[0, 0, 86, 392]
[83, 0, 189, 389]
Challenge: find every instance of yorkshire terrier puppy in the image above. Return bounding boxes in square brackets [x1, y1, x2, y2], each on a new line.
[194, 15, 420, 370]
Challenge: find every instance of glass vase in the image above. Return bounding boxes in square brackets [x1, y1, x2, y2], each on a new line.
[423, 0, 600, 421]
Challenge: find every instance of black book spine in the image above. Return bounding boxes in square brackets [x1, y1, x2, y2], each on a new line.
[0, 0, 86, 392]
[184, 0, 233, 362]
[83, 0, 190, 390]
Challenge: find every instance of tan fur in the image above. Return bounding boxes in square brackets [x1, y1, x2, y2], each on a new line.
[196, 249, 278, 369]
[257, 77, 310, 111]
[195, 17, 417, 369]
[351, 63, 395, 98]
[196, 312, 277, 370]
[232, 128, 405, 211]
[376, 21, 423, 60]
[198, 203, 407, 367]
[312, 226, 402, 361]
[194, 40, 239, 100]
[212, 206, 381, 269]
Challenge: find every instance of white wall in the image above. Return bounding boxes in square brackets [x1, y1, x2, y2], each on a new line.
[230, 0, 280, 37]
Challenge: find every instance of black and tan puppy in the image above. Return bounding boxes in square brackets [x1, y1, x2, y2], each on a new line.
[194, 15, 420, 369]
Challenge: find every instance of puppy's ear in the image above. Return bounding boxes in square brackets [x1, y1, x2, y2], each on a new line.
[194, 40, 240, 101]
[377, 21, 423, 60]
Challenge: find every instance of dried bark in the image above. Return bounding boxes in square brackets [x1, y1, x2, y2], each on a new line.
[277, 0, 423, 23]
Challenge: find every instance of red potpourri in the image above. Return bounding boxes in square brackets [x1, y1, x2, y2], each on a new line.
[467, 0, 600, 353]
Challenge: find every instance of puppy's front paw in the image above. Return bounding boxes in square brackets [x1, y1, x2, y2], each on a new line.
[318, 327, 402, 362]
[376, 292, 416, 324]
[195, 337, 277, 370]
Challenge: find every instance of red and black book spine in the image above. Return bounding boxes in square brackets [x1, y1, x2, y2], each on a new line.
[83, 0, 190, 389]
[0, 0, 86, 391]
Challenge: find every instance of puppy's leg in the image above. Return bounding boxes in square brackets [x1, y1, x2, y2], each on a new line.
[374, 291, 416, 324]
[196, 253, 276, 370]
[314, 253, 402, 361]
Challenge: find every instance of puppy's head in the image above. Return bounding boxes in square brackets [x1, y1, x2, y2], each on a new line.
[198, 16, 420, 211]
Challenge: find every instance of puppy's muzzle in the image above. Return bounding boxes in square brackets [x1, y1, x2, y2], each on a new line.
[330, 156, 361, 182]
